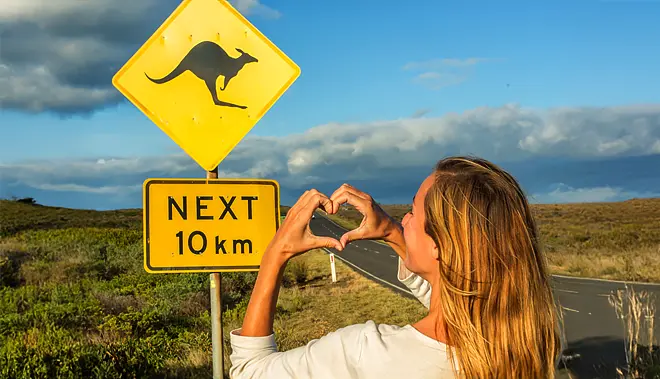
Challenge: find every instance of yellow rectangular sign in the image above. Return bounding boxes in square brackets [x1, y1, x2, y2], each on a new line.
[112, 0, 300, 171]
[143, 178, 280, 273]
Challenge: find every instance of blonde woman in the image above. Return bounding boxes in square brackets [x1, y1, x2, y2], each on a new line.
[229, 156, 563, 379]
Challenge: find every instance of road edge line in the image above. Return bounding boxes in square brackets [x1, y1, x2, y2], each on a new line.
[320, 214, 660, 287]
[551, 273, 660, 287]
[321, 248, 412, 295]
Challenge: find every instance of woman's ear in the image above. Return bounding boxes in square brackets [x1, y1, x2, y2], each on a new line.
[431, 243, 440, 260]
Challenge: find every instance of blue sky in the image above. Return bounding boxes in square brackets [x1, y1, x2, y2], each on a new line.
[1, 0, 660, 209]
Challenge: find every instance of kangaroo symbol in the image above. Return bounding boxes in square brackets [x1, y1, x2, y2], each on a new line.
[145, 41, 258, 109]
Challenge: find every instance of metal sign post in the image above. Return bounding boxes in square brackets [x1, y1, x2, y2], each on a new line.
[207, 166, 224, 378]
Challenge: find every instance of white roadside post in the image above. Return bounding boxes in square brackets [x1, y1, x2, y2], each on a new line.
[330, 253, 337, 283]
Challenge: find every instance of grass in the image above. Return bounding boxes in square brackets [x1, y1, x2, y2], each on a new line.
[0, 199, 142, 238]
[2, 197, 659, 378]
[326, 198, 660, 283]
[0, 199, 426, 378]
[608, 286, 660, 378]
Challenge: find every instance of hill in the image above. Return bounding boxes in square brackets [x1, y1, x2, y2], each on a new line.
[325, 197, 660, 282]
[0, 200, 292, 238]
[4, 196, 660, 282]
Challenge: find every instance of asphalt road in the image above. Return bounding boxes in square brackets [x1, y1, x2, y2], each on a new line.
[309, 214, 660, 378]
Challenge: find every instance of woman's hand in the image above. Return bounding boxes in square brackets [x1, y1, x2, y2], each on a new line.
[264, 189, 343, 265]
[329, 183, 400, 249]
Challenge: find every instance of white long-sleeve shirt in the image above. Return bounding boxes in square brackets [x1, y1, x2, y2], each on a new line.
[229, 257, 459, 379]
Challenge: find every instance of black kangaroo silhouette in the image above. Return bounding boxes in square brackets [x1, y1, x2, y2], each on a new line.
[145, 41, 258, 109]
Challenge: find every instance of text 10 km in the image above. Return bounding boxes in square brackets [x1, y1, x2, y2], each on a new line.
[175, 231, 253, 255]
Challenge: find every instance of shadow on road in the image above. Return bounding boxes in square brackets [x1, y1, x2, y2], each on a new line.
[559, 336, 627, 378]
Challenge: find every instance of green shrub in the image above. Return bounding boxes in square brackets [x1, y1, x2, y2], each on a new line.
[0, 242, 29, 288]
[0, 255, 20, 288]
[0, 326, 174, 379]
[220, 272, 257, 309]
[286, 258, 309, 286]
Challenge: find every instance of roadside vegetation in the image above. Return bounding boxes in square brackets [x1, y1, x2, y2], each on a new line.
[0, 199, 424, 378]
[326, 198, 660, 283]
[2, 197, 659, 378]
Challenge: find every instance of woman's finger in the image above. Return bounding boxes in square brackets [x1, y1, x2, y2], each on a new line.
[339, 227, 364, 248]
[329, 184, 368, 206]
[332, 183, 369, 200]
[286, 190, 310, 217]
[310, 234, 343, 251]
[328, 185, 367, 214]
[330, 190, 370, 214]
[300, 191, 333, 219]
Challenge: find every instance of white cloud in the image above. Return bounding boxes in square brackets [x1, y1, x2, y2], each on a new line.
[402, 58, 494, 71]
[411, 108, 432, 118]
[403, 58, 499, 90]
[0, 0, 280, 114]
[30, 183, 141, 195]
[530, 184, 660, 204]
[229, 0, 281, 18]
[1, 102, 660, 202]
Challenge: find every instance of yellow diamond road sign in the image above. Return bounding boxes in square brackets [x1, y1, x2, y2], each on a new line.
[143, 179, 280, 273]
[112, 0, 300, 171]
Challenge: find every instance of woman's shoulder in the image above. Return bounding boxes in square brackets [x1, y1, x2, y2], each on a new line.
[340, 321, 454, 375]
[332, 320, 408, 336]
[334, 321, 445, 350]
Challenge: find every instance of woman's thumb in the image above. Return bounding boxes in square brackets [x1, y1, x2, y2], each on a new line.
[340, 228, 362, 249]
[313, 235, 343, 251]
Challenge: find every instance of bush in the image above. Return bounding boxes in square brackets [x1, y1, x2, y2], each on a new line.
[0, 326, 174, 379]
[13, 197, 36, 205]
[0, 242, 29, 288]
[220, 272, 257, 310]
[288, 258, 309, 285]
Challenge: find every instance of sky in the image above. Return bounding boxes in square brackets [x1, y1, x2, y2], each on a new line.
[1, 0, 660, 210]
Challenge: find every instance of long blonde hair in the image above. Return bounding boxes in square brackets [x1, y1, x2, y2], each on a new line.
[423, 156, 562, 378]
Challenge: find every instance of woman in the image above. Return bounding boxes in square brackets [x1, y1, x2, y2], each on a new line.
[229, 156, 563, 379]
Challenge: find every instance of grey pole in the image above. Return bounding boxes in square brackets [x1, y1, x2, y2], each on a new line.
[207, 167, 224, 378]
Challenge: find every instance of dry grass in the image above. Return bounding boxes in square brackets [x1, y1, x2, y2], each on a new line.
[0, 199, 142, 237]
[608, 286, 660, 378]
[0, 199, 292, 239]
[4, 197, 660, 376]
[218, 250, 583, 377]
[328, 198, 660, 282]
[219, 249, 429, 375]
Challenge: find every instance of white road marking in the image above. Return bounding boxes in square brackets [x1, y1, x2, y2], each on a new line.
[552, 273, 660, 287]
[562, 306, 580, 313]
[317, 219, 660, 299]
[322, 248, 411, 294]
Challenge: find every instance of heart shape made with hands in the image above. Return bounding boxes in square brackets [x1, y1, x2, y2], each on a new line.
[275, 185, 392, 259]
[320, 184, 392, 248]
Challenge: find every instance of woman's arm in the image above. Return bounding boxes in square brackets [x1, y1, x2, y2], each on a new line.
[230, 321, 368, 378]
[238, 189, 343, 338]
[237, 253, 286, 337]
[229, 189, 365, 378]
[230, 251, 367, 378]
